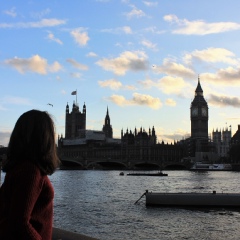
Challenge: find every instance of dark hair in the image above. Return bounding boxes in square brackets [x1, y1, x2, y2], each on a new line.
[3, 110, 59, 175]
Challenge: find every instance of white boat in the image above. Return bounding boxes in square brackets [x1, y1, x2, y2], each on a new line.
[145, 190, 240, 208]
[190, 162, 232, 171]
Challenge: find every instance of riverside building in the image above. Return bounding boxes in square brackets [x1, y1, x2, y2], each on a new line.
[58, 102, 186, 170]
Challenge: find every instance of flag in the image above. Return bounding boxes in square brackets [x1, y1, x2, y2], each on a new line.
[71, 91, 77, 95]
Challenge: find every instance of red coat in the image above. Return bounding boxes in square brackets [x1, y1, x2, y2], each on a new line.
[0, 161, 54, 240]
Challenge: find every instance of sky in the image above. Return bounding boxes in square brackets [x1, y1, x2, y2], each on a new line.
[1, 0, 240, 147]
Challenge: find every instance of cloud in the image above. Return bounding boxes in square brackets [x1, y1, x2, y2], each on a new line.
[208, 94, 240, 108]
[98, 79, 136, 90]
[141, 40, 158, 51]
[157, 76, 189, 94]
[138, 76, 191, 95]
[154, 58, 195, 78]
[165, 98, 176, 106]
[3, 7, 17, 17]
[164, 14, 240, 35]
[0, 18, 66, 28]
[143, 1, 158, 7]
[101, 26, 132, 34]
[124, 85, 137, 91]
[70, 72, 82, 78]
[49, 61, 62, 72]
[2, 96, 32, 106]
[86, 52, 98, 57]
[30, 8, 51, 19]
[122, 26, 133, 34]
[202, 66, 240, 86]
[96, 51, 149, 75]
[137, 78, 155, 89]
[70, 28, 89, 46]
[66, 58, 88, 70]
[5, 55, 62, 74]
[98, 79, 122, 90]
[56, 76, 61, 81]
[184, 48, 239, 65]
[0, 131, 11, 147]
[108, 93, 162, 109]
[47, 31, 63, 45]
[161, 128, 189, 143]
[143, 26, 165, 34]
[124, 5, 146, 19]
[0, 104, 6, 111]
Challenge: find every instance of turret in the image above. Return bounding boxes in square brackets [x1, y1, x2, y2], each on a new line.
[83, 102, 86, 114]
[152, 126, 156, 137]
[66, 103, 69, 114]
[105, 106, 110, 125]
[65, 100, 86, 139]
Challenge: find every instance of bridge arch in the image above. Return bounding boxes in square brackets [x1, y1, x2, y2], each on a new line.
[87, 161, 128, 170]
[60, 158, 84, 168]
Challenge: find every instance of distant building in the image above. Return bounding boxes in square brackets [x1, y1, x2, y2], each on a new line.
[212, 127, 231, 159]
[229, 125, 240, 163]
[189, 77, 213, 161]
[190, 77, 209, 141]
[65, 101, 86, 139]
[102, 107, 113, 138]
[0, 146, 7, 162]
[121, 127, 156, 146]
[231, 125, 240, 144]
[58, 103, 186, 169]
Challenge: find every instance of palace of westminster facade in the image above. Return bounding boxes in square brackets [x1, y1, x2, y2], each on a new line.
[58, 78, 240, 169]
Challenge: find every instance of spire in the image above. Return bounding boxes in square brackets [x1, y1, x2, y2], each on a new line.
[66, 102, 69, 114]
[83, 102, 86, 114]
[195, 75, 203, 95]
[191, 75, 207, 105]
[103, 106, 113, 138]
[152, 126, 156, 136]
[105, 106, 110, 125]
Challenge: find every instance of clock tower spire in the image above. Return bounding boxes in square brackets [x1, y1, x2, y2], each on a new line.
[190, 76, 209, 153]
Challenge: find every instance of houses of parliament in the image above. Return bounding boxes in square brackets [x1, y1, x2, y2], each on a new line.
[57, 78, 240, 169]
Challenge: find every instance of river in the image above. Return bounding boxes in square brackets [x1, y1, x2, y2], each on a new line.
[2, 170, 240, 240]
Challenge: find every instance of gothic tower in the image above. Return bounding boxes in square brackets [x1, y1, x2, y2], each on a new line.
[102, 107, 113, 138]
[65, 102, 86, 138]
[190, 77, 209, 153]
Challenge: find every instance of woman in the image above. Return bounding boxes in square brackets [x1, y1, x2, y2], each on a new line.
[0, 110, 59, 240]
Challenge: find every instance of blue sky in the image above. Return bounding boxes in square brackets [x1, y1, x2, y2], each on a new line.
[1, 0, 240, 146]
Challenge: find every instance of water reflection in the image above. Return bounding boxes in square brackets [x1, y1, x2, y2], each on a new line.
[47, 170, 240, 239]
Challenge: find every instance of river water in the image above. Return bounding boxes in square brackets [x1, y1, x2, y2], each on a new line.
[2, 170, 240, 240]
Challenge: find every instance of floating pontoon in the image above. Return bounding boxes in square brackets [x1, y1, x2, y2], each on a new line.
[145, 190, 240, 208]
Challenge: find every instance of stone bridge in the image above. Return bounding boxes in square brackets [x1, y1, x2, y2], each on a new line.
[60, 157, 191, 170]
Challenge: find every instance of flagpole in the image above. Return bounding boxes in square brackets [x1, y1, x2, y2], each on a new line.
[76, 89, 77, 105]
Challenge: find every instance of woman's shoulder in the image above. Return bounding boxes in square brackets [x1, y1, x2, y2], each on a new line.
[11, 161, 42, 178]
[6, 161, 48, 191]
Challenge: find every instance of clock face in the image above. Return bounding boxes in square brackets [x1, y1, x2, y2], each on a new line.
[191, 107, 198, 116]
[202, 107, 207, 116]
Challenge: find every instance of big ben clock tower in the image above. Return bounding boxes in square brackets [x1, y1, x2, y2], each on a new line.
[190, 77, 208, 153]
